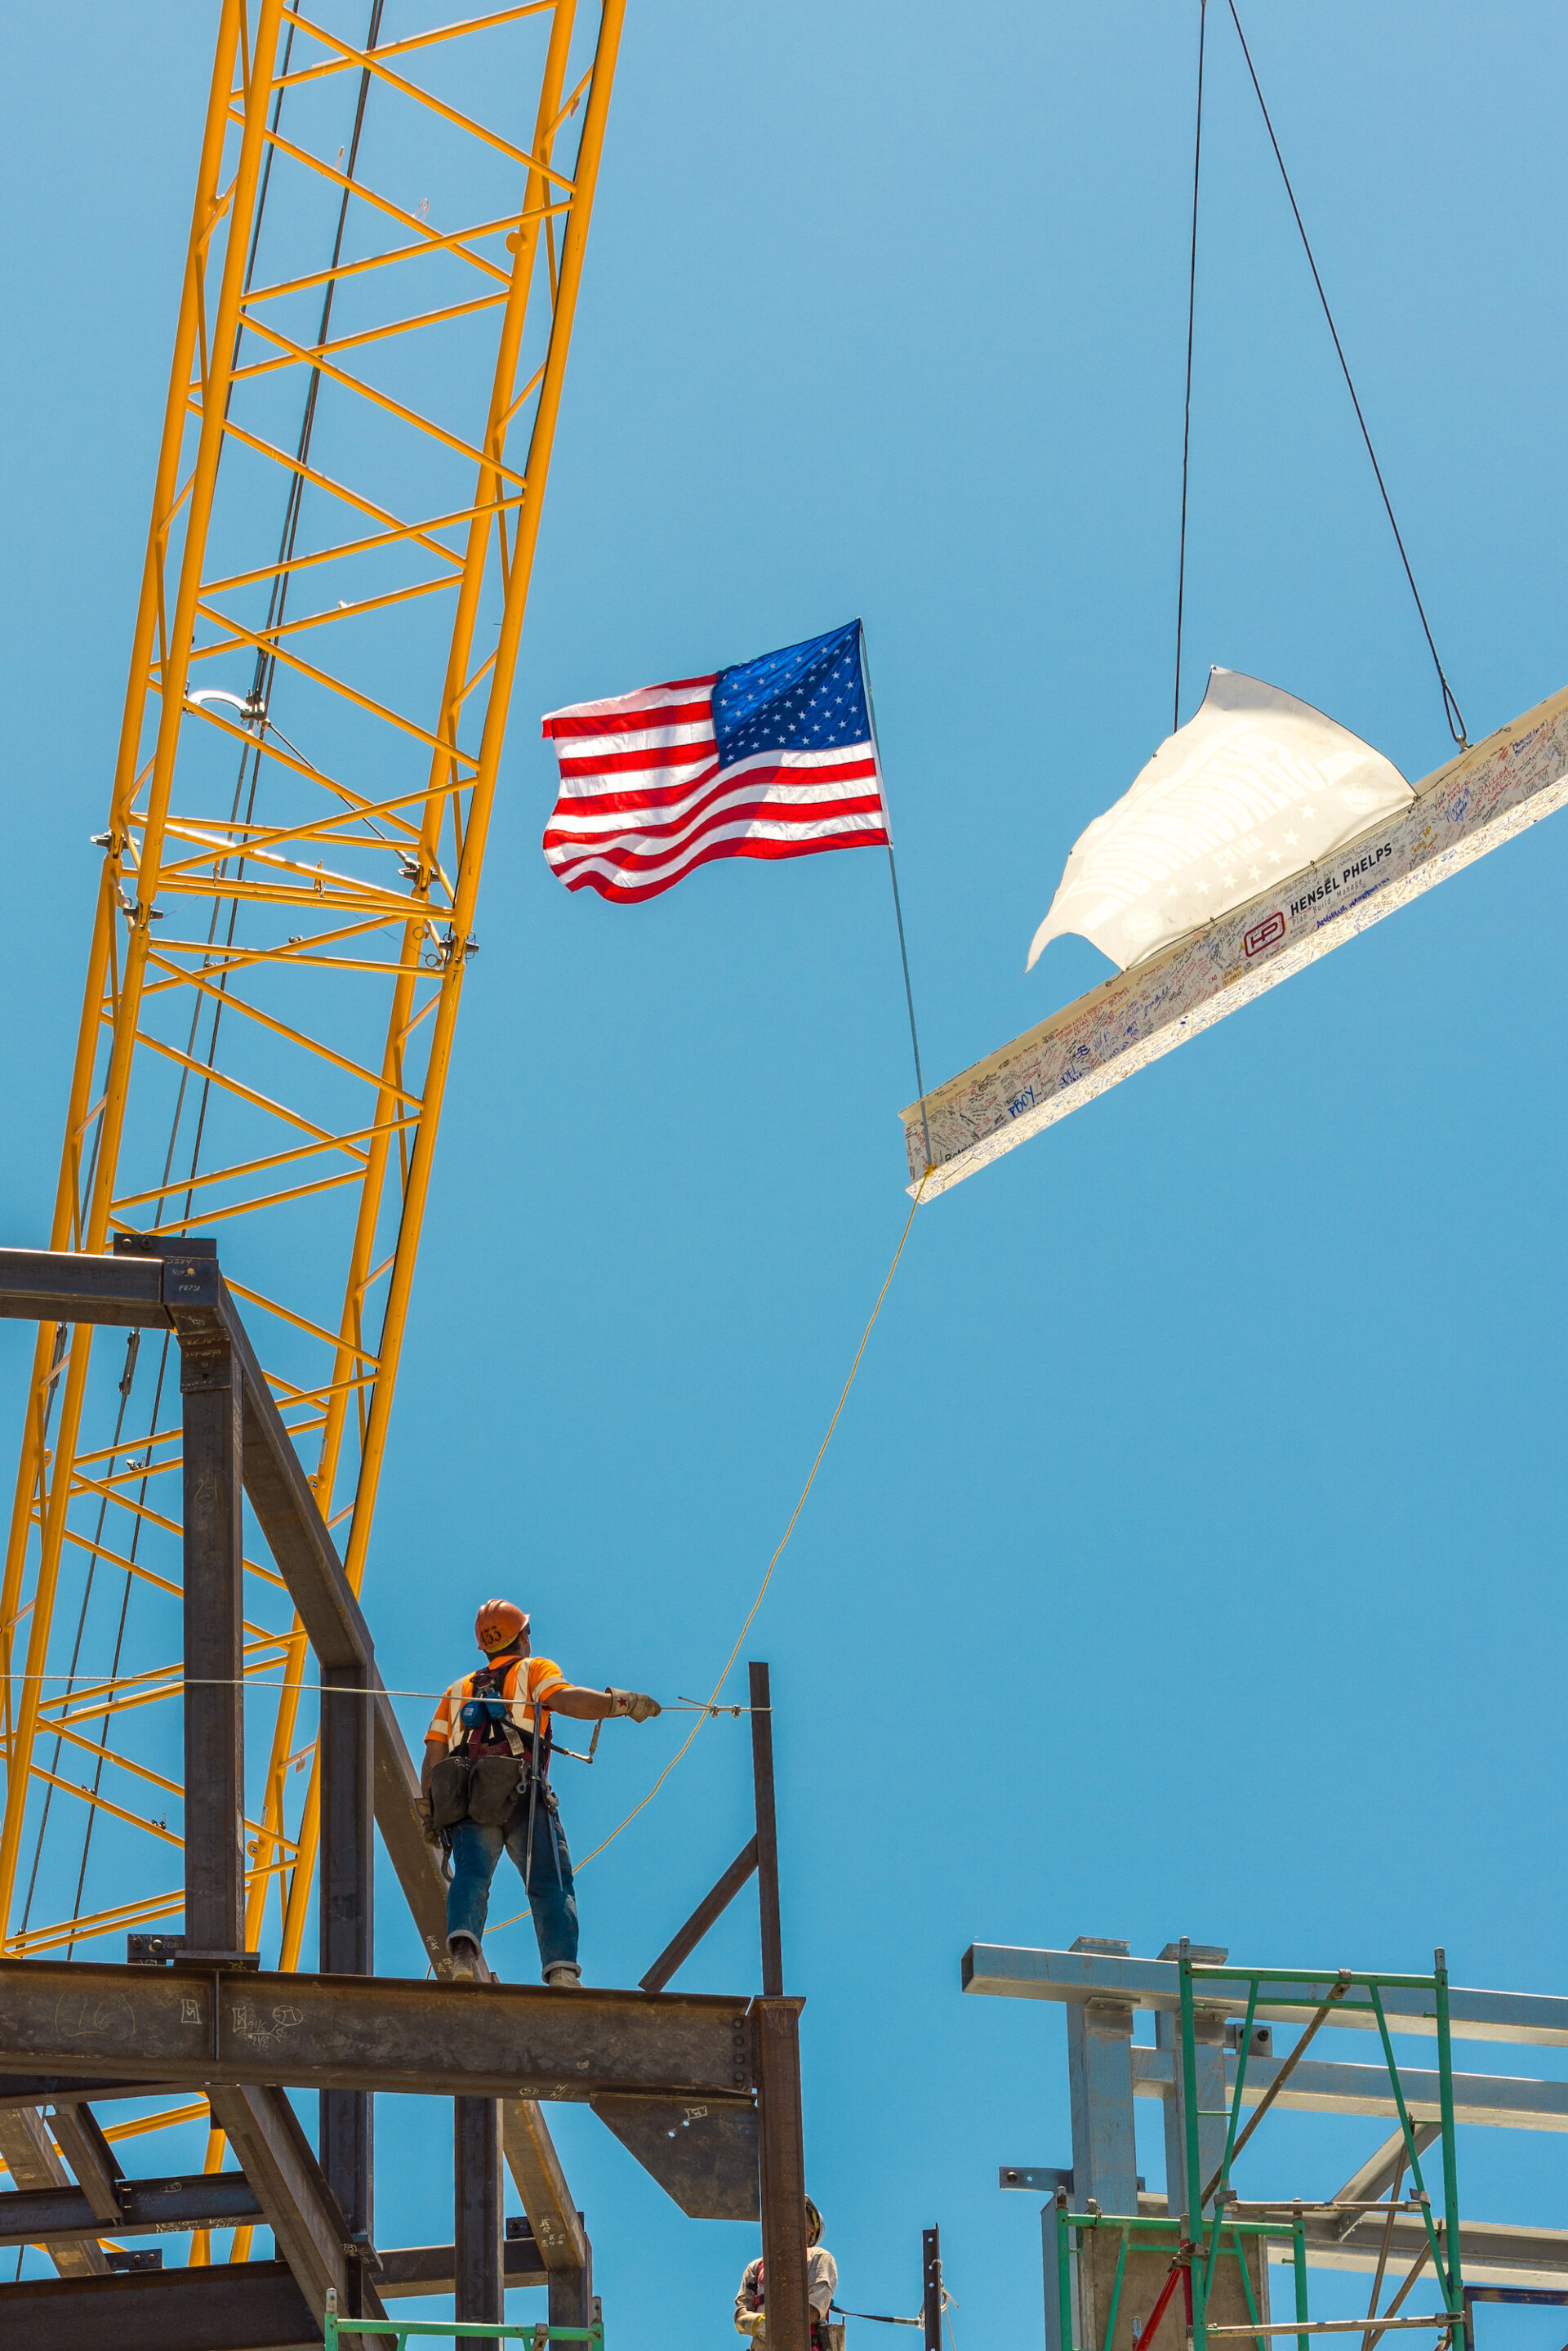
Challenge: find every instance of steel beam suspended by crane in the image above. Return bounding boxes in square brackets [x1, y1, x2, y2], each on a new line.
[902, 682, 1568, 1198]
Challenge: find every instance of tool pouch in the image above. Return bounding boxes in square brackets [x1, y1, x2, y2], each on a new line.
[429, 1755, 471, 1831]
[467, 1755, 528, 1827]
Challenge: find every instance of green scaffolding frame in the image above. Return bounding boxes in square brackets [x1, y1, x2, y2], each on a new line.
[323, 2300, 604, 2351]
[1053, 1949, 1465, 2351]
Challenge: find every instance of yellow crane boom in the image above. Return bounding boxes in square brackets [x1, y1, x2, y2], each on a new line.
[1, 0, 621, 2010]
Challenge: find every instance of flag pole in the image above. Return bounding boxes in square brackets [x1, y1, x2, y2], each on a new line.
[858, 624, 933, 1175]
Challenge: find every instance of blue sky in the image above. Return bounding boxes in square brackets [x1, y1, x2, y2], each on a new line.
[4, 0, 1568, 2343]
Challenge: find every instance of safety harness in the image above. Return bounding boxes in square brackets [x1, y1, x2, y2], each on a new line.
[430, 1652, 566, 1889]
[448, 1657, 554, 1773]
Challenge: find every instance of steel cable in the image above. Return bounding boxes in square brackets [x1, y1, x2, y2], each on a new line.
[1224, 0, 1468, 747]
[1174, 0, 1207, 733]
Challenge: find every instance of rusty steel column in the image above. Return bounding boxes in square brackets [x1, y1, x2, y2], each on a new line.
[748, 1660, 782, 1996]
[320, 1657, 375, 2241]
[923, 2226, 943, 2351]
[456, 2096, 503, 2325]
[179, 1302, 246, 1957]
[547, 2224, 594, 2338]
[755, 1996, 809, 2351]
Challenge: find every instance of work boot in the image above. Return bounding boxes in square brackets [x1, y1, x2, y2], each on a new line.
[544, 1961, 581, 1989]
[448, 1934, 480, 1983]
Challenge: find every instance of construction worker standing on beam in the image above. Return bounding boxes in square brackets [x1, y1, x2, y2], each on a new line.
[419, 1599, 661, 1986]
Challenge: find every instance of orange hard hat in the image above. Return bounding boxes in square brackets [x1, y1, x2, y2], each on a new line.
[474, 1599, 529, 1655]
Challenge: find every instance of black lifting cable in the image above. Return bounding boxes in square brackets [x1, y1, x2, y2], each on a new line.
[1224, 0, 1469, 748]
[1173, 0, 1208, 735]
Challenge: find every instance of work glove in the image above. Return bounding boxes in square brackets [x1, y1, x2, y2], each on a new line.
[415, 1796, 441, 1848]
[736, 2315, 766, 2340]
[607, 1689, 662, 1723]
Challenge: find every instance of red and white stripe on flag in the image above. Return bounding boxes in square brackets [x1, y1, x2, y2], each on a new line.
[541, 673, 889, 905]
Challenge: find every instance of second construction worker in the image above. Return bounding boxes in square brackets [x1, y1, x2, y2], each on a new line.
[419, 1598, 661, 1986]
[735, 2201, 840, 2351]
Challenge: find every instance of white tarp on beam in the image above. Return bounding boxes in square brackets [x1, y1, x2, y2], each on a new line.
[1027, 669, 1413, 973]
[902, 681, 1568, 1199]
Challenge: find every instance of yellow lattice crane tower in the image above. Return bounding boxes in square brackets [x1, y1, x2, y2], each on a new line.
[0, 0, 622, 2236]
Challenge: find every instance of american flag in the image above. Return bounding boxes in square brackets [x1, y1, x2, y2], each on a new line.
[541, 618, 890, 903]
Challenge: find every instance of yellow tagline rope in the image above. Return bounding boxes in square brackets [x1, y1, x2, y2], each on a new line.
[491, 1173, 929, 1925]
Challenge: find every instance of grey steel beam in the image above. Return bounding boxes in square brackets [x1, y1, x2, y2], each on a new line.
[0, 2258, 318, 2351]
[962, 1945, 1568, 2046]
[1067, 2007, 1137, 2215]
[1333, 2125, 1441, 2210]
[456, 2099, 503, 2326]
[0, 1954, 758, 2099]
[1335, 2125, 1448, 2228]
[178, 1300, 247, 1958]
[756, 1996, 810, 2351]
[1120, 2193, 1568, 2289]
[1277, 2211, 1568, 2291]
[1062, 1937, 1138, 2219]
[0, 2170, 262, 2244]
[207, 2082, 391, 2342]
[0, 2106, 109, 2278]
[1129, 2045, 1568, 2130]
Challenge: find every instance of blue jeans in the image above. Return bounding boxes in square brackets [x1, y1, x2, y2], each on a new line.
[446, 1797, 579, 1978]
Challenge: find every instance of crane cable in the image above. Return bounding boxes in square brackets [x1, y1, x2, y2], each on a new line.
[1172, 0, 1206, 737]
[1175, 0, 1468, 749]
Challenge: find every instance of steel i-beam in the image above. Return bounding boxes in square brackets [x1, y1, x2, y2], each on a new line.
[456, 2098, 502, 2325]
[756, 1998, 810, 2351]
[320, 1657, 374, 2241]
[178, 1274, 246, 1960]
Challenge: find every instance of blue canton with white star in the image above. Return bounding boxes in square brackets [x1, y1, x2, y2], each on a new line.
[712, 619, 870, 771]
